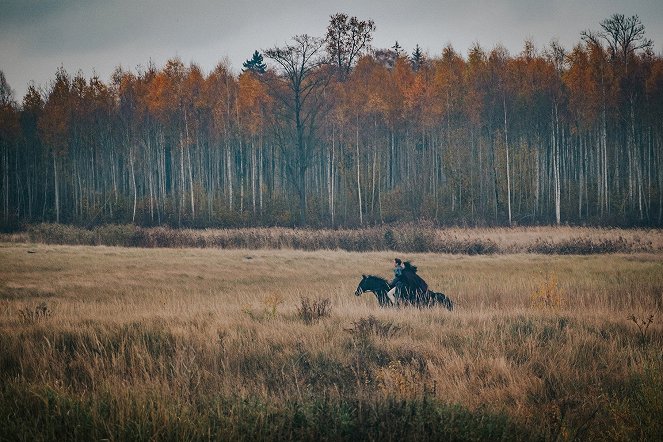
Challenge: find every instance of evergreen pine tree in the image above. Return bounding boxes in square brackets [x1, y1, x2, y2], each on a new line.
[242, 50, 267, 74]
[411, 44, 425, 71]
[391, 41, 404, 57]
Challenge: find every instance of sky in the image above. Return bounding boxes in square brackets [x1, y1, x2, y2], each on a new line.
[2, 0, 662, 101]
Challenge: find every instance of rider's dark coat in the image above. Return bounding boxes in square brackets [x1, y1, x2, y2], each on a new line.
[400, 262, 428, 294]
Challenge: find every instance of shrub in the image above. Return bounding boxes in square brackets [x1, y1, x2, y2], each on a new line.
[18, 302, 52, 323]
[21, 223, 653, 254]
[296, 297, 331, 324]
[383, 229, 397, 250]
[628, 314, 655, 345]
[529, 237, 630, 254]
[349, 316, 402, 339]
[530, 272, 565, 310]
[262, 294, 284, 319]
[94, 224, 139, 246]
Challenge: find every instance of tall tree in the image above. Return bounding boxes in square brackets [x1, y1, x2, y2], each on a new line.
[0, 71, 13, 107]
[326, 13, 376, 81]
[0, 72, 19, 224]
[410, 44, 425, 72]
[17, 84, 43, 222]
[583, 14, 653, 218]
[392, 41, 404, 57]
[592, 14, 653, 72]
[39, 67, 73, 223]
[264, 35, 330, 224]
[242, 50, 267, 75]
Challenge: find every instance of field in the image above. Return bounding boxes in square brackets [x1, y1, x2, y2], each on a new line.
[1, 236, 663, 440]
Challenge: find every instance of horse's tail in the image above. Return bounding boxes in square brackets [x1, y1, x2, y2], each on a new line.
[432, 291, 454, 311]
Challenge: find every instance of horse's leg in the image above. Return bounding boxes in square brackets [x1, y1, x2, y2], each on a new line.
[395, 287, 407, 307]
[425, 291, 434, 308]
[432, 291, 441, 306]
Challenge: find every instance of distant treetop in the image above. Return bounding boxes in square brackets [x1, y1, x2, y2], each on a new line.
[243, 50, 267, 74]
[325, 12, 376, 80]
[411, 44, 425, 71]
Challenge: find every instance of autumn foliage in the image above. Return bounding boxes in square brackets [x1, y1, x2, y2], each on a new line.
[1, 14, 662, 229]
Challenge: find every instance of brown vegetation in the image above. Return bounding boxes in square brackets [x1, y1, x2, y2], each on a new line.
[3, 223, 663, 255]
[1, 243, 662, 439]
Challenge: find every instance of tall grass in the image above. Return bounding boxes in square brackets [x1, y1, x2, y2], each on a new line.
[6, 223, 662, 254]
[1, 244, 662, 440]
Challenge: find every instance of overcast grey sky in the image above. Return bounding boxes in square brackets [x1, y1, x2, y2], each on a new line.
[2, 0, 662, 100]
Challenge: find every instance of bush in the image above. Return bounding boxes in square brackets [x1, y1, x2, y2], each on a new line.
[530, 272, 565, 310]
[349, 316, 402, 339]
[18, 302, 52, 323]
[21, 223, 649, 254]
[296, 297, 332, 324]
[529, 237, 630, 254]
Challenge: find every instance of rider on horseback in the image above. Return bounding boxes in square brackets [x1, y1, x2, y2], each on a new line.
[387, 258, 429, 304]
[386, 258, 405, 303]
[402, 261, 428, 294]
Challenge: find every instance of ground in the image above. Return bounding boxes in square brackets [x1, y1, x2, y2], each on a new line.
[1, 241, 662, 440]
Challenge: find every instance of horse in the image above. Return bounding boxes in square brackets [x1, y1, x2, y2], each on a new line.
[354, 275, 454, 311]
[354, 275, 395, 307]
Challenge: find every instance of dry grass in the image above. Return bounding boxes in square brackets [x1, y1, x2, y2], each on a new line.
[441, 225, 663, 253]
[5, 223, 663, 254]
[1, 243, 662, 440]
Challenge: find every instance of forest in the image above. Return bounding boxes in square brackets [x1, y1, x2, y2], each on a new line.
[1, 13, 662, 229]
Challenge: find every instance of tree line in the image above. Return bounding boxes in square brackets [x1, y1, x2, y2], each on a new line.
[1, 13, 662, 229]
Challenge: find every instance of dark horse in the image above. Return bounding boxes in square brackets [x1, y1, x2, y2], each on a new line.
[354, 275, 454, 310]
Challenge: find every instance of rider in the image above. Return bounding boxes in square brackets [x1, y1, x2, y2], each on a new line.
[401, 261, 428, 298]
[386, 258, 405, 304]
[388, 259, 429, 304]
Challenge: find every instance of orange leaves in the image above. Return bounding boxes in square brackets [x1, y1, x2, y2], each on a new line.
[645, 58, 663, 107]
[404, 71, 435, 128]
[142, 59, 209, 140]
[0, 100, 19, 141]
[0, 72, 19, 139]
[183, 65, 206, 113]
[146, 71, 173, 122]
[204, 63, 238, 142]
[337, 56, 389, 125]
[392, 57, 414, 95]
[238, 72, 269, 135]
[564, 45, 601, 129]
[39, 68, 72, 155]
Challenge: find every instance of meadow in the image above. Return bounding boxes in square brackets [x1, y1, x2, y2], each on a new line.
[1, 238, 662, 440]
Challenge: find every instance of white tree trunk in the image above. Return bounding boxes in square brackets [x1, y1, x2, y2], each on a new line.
[503, 94, 512, 225]
[356, 114, 363, 225]
[53, 155, 60, 223]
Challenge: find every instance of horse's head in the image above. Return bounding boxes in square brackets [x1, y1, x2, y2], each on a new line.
[355, 275, 390, 296]
[354, 275, 368, 296]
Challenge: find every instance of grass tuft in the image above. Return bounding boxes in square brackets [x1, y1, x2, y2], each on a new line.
[296, 297, 332, 324]
[18, 301, 52, 323]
